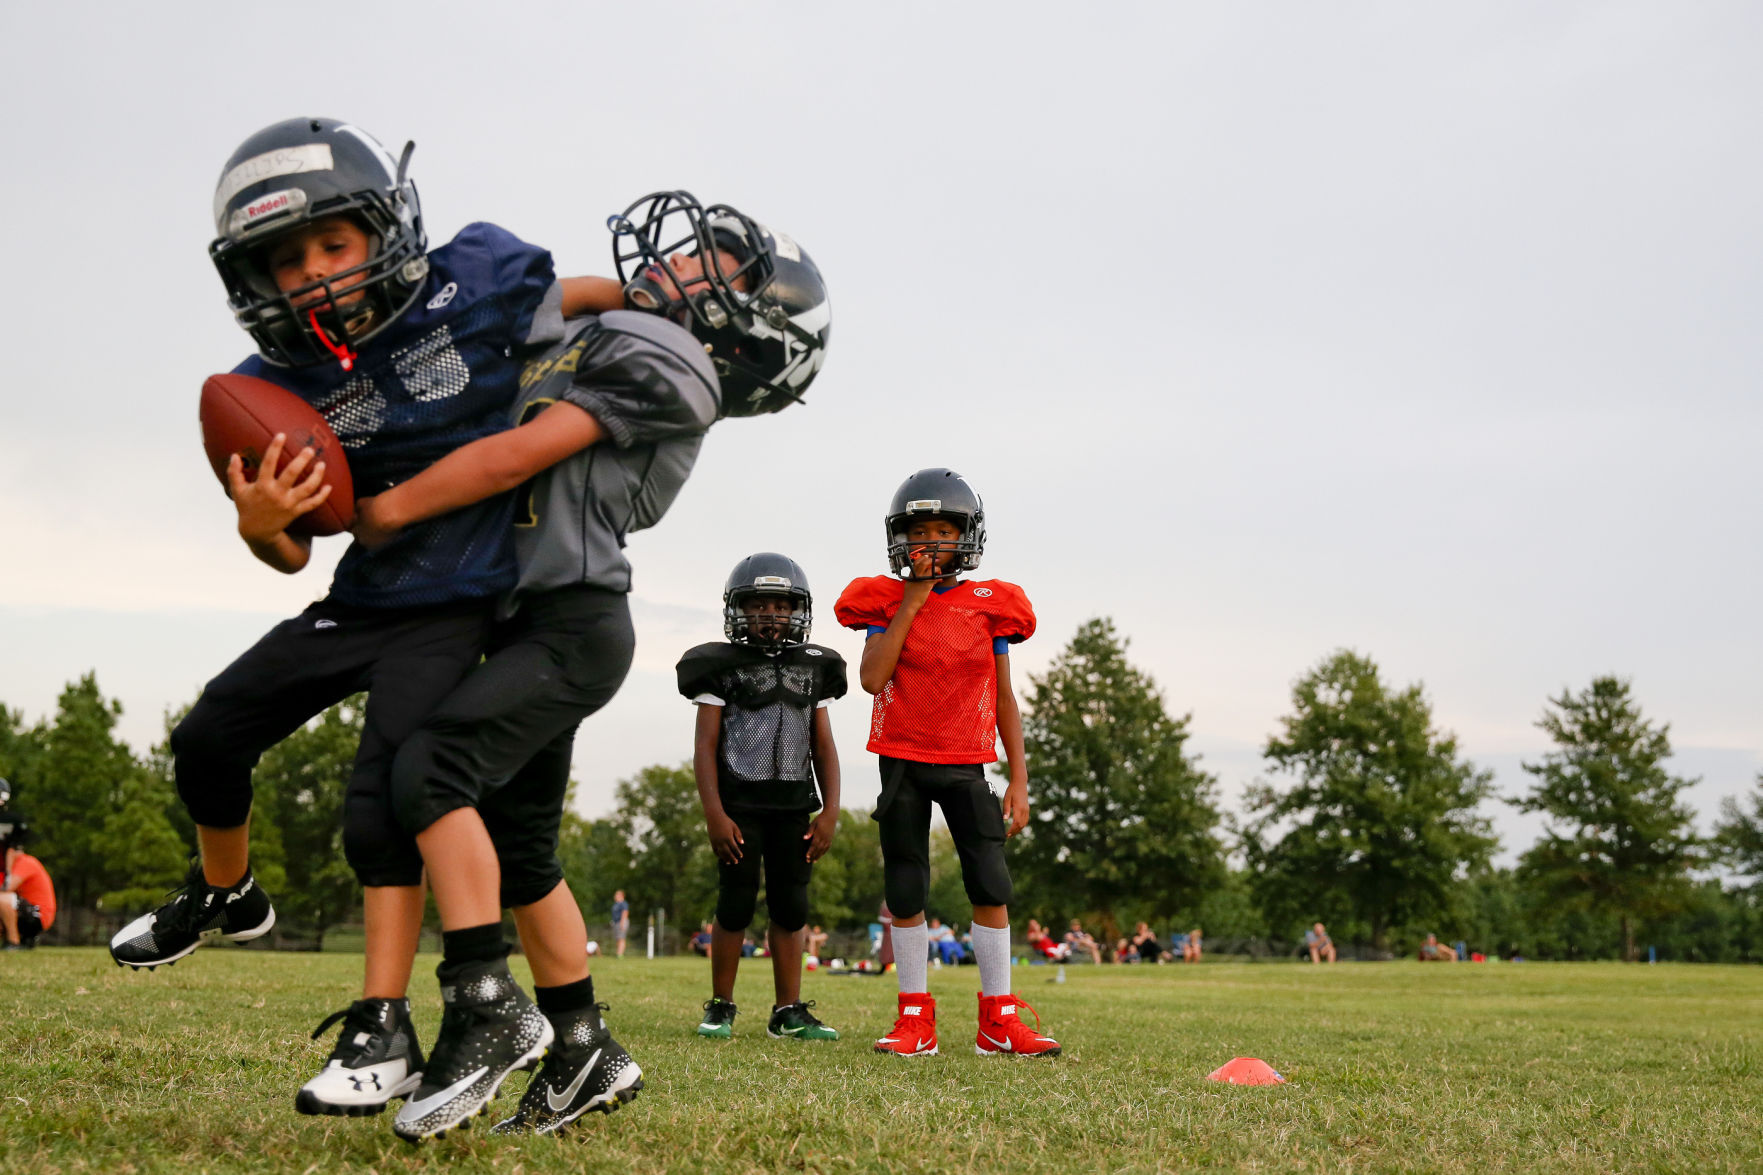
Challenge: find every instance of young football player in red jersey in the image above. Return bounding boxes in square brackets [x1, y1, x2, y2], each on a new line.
[833, 469, 1061, 1058]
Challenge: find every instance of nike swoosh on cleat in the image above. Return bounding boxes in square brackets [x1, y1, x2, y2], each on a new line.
[979, 1032, 1013, 1051]
[913, 1038, 935, 1054]
[402, 1067, 488, 1120]
[546, 1049, 601, 1112]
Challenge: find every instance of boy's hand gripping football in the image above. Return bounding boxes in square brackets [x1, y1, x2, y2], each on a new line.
[227, 433, 331, 545]
[707, 811, 744, 864]
[804, 810, 838, 862]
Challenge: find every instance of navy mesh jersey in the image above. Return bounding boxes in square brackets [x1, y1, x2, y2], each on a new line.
[233, 222, 563, 608]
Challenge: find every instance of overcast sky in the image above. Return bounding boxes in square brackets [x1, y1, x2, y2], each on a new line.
[1, 2, 1758, 863]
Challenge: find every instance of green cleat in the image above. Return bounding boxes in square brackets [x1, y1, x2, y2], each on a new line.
[697, 997, 737, 1039]
[768, 1000, 839, 1041]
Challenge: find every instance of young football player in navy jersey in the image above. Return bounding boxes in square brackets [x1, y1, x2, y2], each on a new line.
[334, 194, 831, 1139]
[679, 554, 844, 1044]
[834, 469, 1061, 1058]
[109, 117, 626, 1115]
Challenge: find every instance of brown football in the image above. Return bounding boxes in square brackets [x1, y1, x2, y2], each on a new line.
[199, 372, 355, 537]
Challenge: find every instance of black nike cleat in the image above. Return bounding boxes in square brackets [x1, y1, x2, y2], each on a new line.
[296, 998, 425, 1117]
[392, 957, 552, 1143]
[491, 1003, 643, 1136]
[109, 862, 275, 970]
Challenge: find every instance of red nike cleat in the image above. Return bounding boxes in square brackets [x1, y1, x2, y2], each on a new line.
[975, 993, 1061, 1057]
[874, 993, 938, 1057]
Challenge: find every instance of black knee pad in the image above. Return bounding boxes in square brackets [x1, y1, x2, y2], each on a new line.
[170, 706, 257, 829]
[884, 859, 930, 921]
[389, 728, 477, 838]
[343, 791, 423, 888]
[768, 881, 809, 932]
[716, 879, 759, 933]
[959, 845, 1013, 908]
[500, 859, 565, 910]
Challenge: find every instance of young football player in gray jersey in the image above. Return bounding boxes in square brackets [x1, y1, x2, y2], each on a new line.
[348, 192, 831, 1141]
[679, 554, 845, 1043]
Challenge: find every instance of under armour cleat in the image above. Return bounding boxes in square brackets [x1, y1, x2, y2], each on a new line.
[296, 998, 425, 1116]
[109, 862, 275, 970]
[975, 992, 1061, 1057]
[874, 992, 938, 1057]
[491, 1003, 643, 1136]
[768, 1000, 839, 1041]
[392, 958, 552, 1143]
[697, 997, 737, 1039]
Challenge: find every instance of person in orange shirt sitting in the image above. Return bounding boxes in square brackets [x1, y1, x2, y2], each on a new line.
[0, 811, 55, 950]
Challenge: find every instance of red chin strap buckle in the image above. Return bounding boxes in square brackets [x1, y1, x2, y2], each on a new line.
[309, 310, 358, 372]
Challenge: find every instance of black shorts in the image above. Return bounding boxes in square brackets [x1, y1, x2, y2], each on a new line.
[715, 808, 814, 933]
[390, 586, 635, 908]
[171, 598, 494, 887]
[875, 757, 1012, 915]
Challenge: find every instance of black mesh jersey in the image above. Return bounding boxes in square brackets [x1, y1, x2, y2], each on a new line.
[676, 642, 847, 812]
[234, 222, 564, 608]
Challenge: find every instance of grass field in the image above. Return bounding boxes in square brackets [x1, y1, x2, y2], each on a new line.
[2, 949, 1759, 1174]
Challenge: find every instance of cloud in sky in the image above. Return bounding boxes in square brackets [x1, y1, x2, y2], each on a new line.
[1, 3, 1758, 856]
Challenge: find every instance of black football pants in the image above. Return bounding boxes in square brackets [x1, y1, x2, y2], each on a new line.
[171, 599, 493, 887]
[714, 809, 813, 933]
[390, 586, 635, 908]
[875, 757, 1013, 917]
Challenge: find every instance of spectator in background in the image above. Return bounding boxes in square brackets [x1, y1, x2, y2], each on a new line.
[1064, 919, 1102, 965]
[805, 925, 829, 960]
[0, 815, 53, 950]
[1183, 928, 1203, 962]
[1419, 933, 1458, 962]
[1304, 922, 1337, 964]
[1130, 922, 1160, 964]
[689, 921, 714, 958]
[928, 918, 965, 966]
[611, 889, 631, 958]
[1026, 918, 1067, 962]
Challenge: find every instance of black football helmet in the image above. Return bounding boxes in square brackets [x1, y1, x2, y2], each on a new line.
[723, 552, 813, 647]
[0, 778, 10, 808]
[610, 191, 830, 417]
[210, 117, 429, 368]
[886, 469, 987, 580]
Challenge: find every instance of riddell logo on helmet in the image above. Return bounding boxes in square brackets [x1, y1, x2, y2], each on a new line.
[246, 193, 291, 220]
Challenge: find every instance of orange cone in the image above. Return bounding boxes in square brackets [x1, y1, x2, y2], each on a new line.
[1206, 1057, 1285, 1085]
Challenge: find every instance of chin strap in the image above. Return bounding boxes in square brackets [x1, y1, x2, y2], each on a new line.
[309, 310, 358, 372]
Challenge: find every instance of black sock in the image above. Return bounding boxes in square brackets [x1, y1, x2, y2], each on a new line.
[441, 922, 507, 968]
[535, 976, 596, 1016]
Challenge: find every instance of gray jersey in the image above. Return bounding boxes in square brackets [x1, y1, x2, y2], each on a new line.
[511, 310, 720, 598]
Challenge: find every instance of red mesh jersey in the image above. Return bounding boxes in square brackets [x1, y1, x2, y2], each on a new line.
[834, 575, 1035, 763]
[5, 851, 55, 930]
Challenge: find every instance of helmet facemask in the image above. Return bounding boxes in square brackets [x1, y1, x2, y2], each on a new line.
[884, 471, 987, 580]
[610, 190, 828, 417]
[724, 581, 813, 648]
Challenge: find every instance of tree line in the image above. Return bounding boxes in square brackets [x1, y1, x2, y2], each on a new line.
[5, 620, 1760, 961]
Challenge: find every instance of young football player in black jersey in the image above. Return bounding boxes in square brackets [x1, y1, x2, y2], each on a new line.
[341, 194, 831, 1140]
[678, 554, 844, 1043]
[110, 117, 631, 1117]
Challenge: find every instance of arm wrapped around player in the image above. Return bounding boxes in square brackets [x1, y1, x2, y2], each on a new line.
[558, 311, 720, 449]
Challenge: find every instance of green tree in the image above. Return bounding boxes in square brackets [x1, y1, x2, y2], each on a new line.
[26, 675, 187, 917]
[1514, 676, 1701, 962]
[557, 806, 636, 935]
[0, 704, 45, 800]
[1010, 618, 1223, 940]
[1243, 650, 1496, 953]
[246, 698, 366, 946]
[807, 808, 883, 930]
[1713, 773, 1763, 889]
[612, 762, 718, 933]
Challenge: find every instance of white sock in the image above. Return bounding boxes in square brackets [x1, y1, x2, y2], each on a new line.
[972, 922, 1012, 997]
[893, 921, 929, 994]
